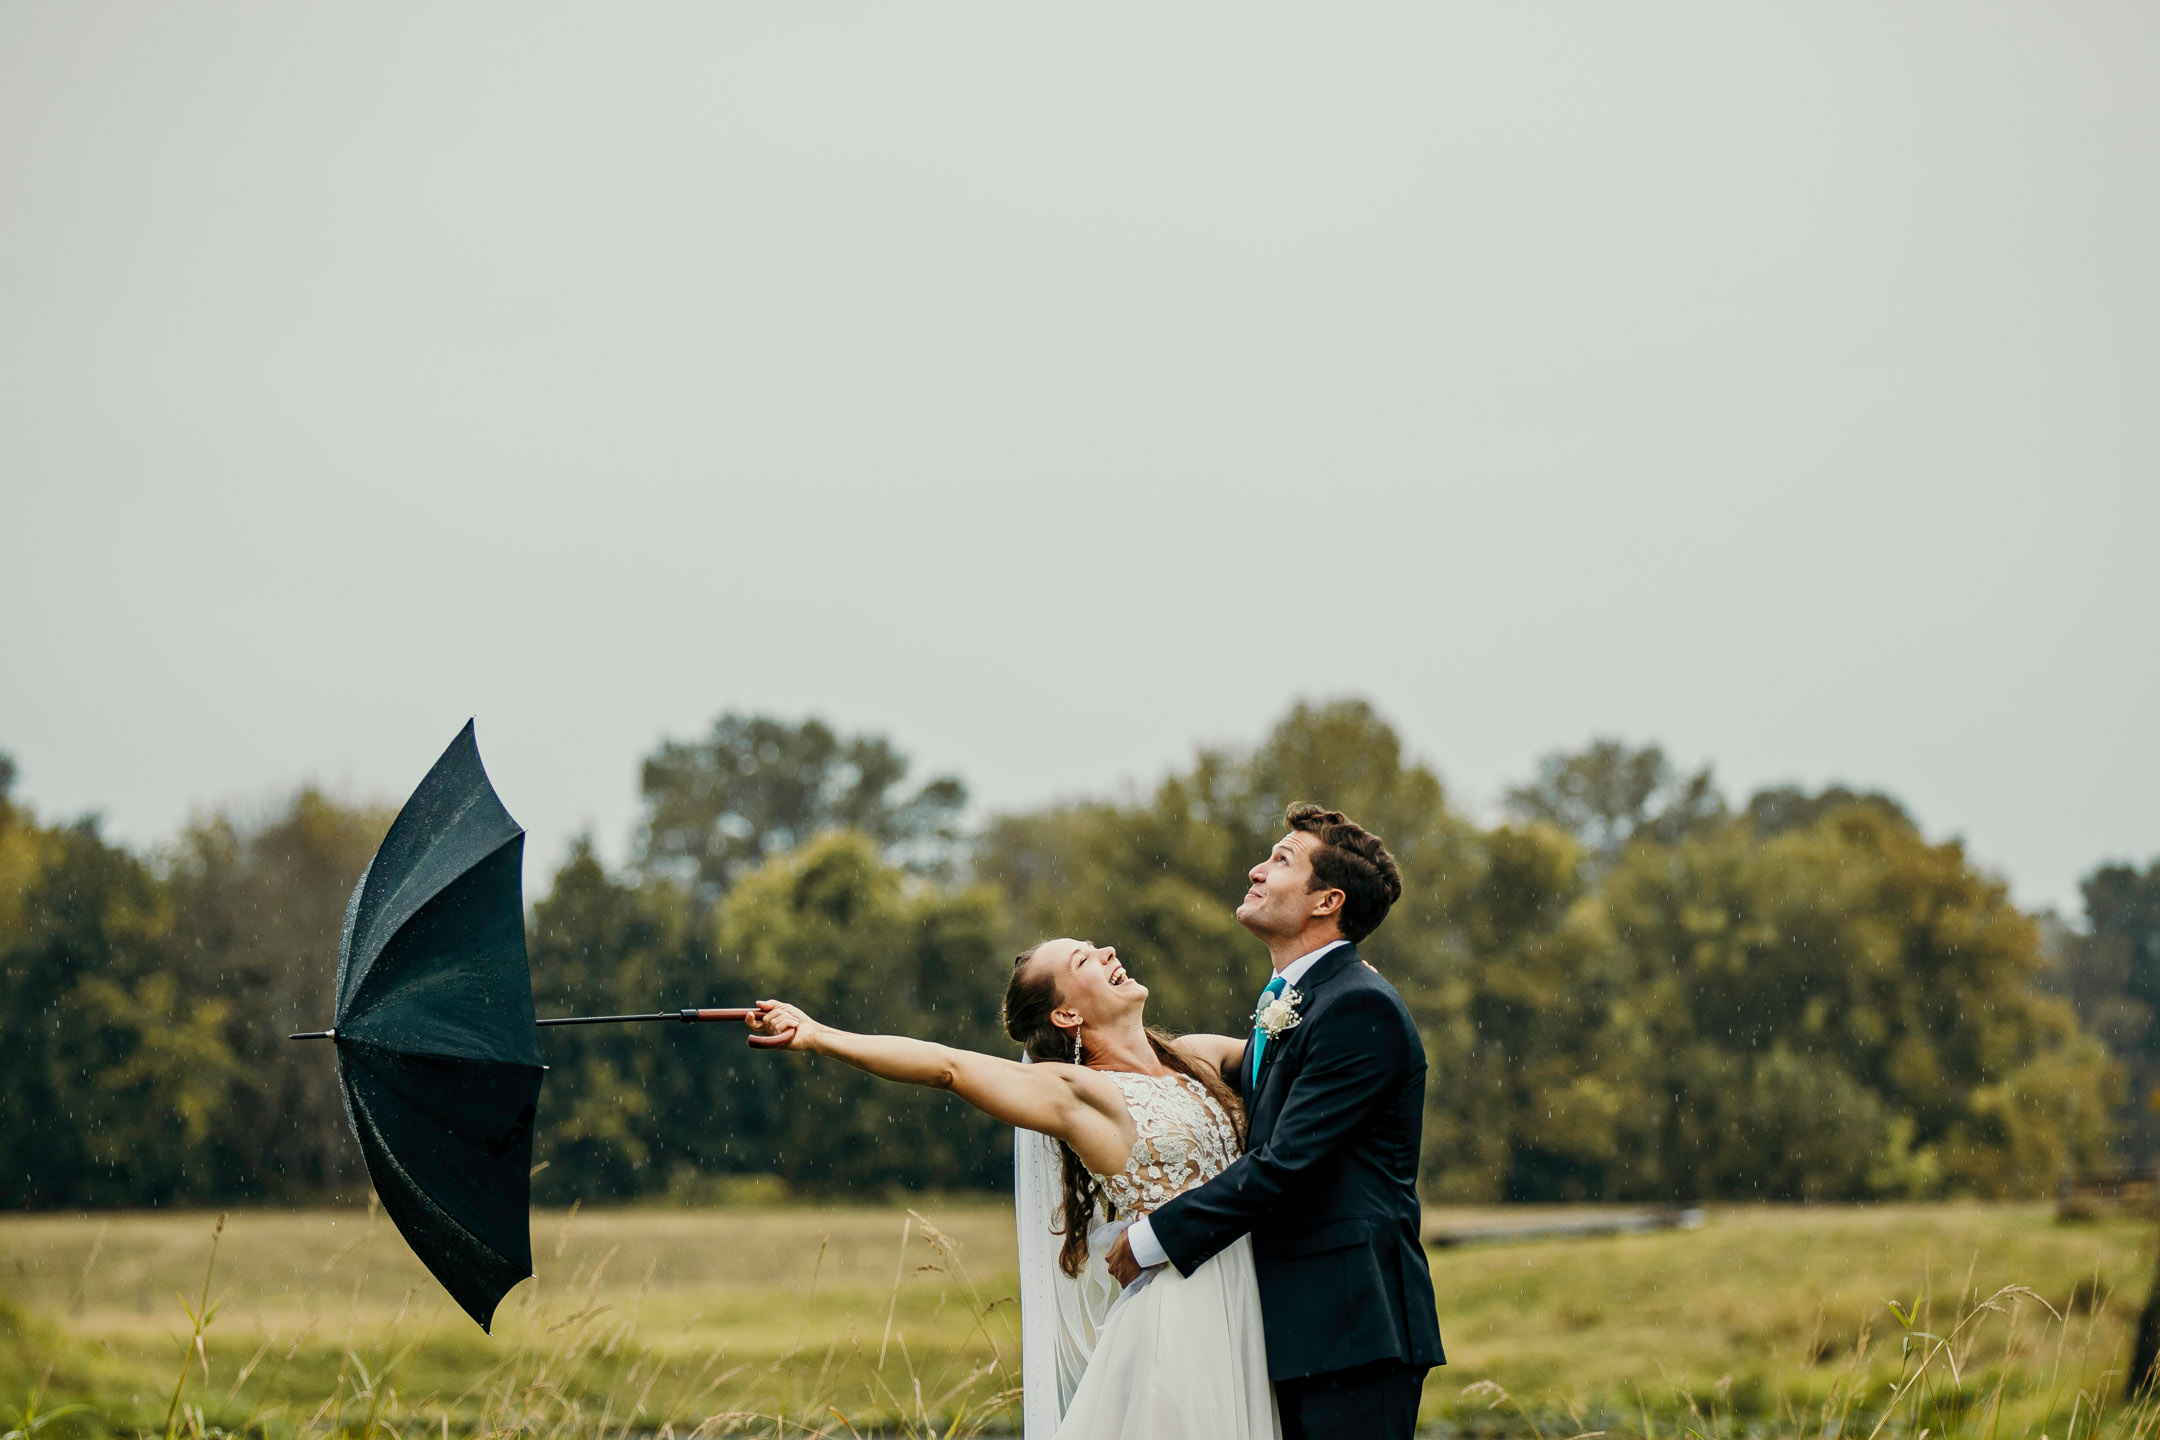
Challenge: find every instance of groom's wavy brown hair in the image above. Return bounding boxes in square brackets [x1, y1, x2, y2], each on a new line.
[1285, 802, 1403, 944]
[1003, 943, 1243, 1278]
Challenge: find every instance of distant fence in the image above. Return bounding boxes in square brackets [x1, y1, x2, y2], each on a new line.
[1424, 1206, 1706, 1250]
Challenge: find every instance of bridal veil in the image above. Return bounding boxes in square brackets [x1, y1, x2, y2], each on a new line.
[1014, 1070, 1120, 1437]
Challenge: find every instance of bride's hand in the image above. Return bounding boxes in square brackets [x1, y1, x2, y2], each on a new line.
[744, 999, 822, 1051]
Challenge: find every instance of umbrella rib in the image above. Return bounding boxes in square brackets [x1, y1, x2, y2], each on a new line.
[348, 1081, 525, 1281]
[343, 825, 524, 1017]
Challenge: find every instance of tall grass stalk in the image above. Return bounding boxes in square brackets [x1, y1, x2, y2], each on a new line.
[162, 1212, 226, 1440]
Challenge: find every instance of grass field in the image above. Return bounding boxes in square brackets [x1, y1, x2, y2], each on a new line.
[1, 1201, 2154, 1438]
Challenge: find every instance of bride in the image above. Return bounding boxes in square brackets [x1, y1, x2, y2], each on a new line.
[743, 938, 1280, 1440]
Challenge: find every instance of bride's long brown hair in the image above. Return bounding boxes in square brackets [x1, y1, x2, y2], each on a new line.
[1002, 942, 1243, 1278]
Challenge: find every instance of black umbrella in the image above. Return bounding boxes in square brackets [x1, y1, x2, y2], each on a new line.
[290, 722, 757, 1330]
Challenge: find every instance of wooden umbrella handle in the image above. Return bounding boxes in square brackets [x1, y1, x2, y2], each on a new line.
[532, 1007, 764, 1028]
[690, 1003, 797, 1049]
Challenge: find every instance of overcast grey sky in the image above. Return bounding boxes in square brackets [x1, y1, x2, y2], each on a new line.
[3, 4, 2155, 916]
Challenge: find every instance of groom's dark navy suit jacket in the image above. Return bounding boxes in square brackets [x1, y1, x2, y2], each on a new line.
[1147, 943, 1445, 1383]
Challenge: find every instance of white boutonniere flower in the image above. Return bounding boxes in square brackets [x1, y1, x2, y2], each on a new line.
[1253, 987, 1305, 1040]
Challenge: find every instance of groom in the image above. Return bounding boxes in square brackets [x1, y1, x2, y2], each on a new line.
[1107, 804, 1445, 1439]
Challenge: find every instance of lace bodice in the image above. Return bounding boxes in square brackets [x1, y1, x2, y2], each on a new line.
[1097, 1071, 1240, 1217]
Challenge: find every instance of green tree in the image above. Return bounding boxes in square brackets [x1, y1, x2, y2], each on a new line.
[1742, 783, 1912, 838]
[1505, 739, 1725, 869]
[1423, 820, 1652, 1202]
[2040, 859, 2160, 1163]
[525, 840, 738, 1201]
[0, 774, 238, 1206]
[1596, 801, 2117, 1200]
[164, 788, 393, 1199]
[718, 830, 1011, 1194]
[636, 715, 966, 904]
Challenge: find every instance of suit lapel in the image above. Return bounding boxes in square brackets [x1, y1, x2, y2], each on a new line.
[1248, 944, 1361, 1127]
[1299, 941, 1361, 993]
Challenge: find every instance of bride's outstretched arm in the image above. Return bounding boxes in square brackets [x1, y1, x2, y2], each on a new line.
[743, 1000, 1127, 1165]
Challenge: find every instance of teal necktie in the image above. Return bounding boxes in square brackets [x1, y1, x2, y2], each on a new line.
[1249, 975, 1288, 1089]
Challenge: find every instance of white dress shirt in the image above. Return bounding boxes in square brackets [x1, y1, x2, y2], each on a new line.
[1122, 939, 1349, 1273]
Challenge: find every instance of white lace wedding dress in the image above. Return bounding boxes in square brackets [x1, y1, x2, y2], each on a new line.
[1017, 1070, 1280, 1440]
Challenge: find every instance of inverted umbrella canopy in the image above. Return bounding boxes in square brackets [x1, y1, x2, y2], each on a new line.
[328, 720, 541, 1331]
[291, 722, 767, 1330]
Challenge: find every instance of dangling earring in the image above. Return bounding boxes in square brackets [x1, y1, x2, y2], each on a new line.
[1072, 1024, 1084, 1064]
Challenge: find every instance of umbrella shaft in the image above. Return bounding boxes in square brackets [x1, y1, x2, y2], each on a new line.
[286, 1009, 755, 1040]
[538, 1008, 757, 1026]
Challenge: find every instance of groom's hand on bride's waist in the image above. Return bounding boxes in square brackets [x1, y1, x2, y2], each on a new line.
[1105, 1231, 1141, 1285]
[1105, 1230, 1161, 1286]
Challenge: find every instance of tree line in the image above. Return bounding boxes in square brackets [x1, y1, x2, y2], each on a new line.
[1, 704, 2154, 1210]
